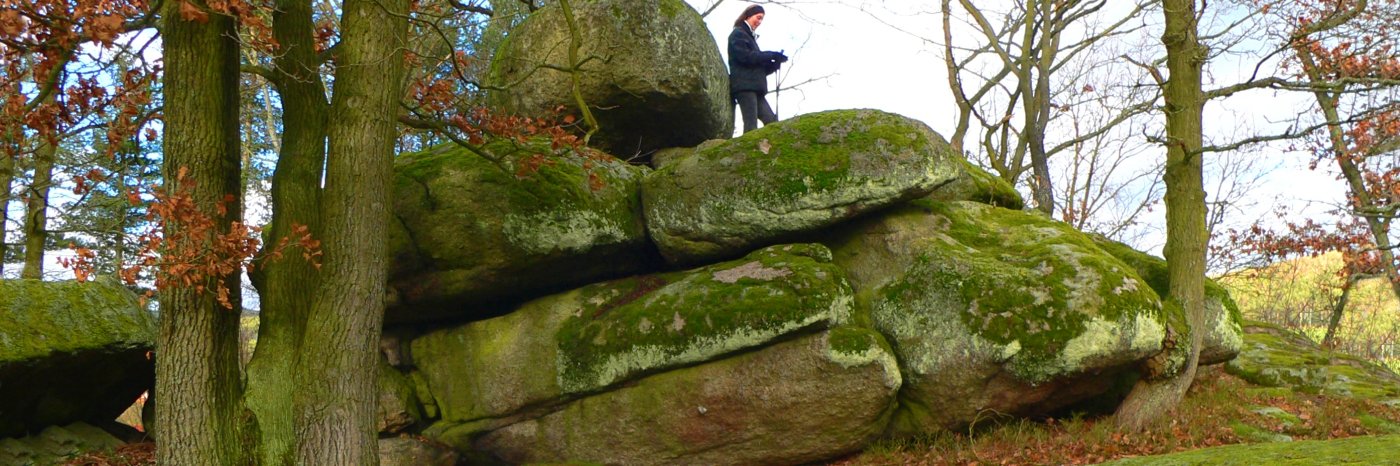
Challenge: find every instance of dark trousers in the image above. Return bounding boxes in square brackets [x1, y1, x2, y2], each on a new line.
[734, 91, 776, 133]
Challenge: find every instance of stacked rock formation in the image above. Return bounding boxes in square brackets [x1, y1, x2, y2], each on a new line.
[373, 0, 1247, 463]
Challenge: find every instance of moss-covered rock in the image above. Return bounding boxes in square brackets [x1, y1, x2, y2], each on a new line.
[643, 109, 962, 265]
[470, 329, 900, 465]
[388, 140, 656, 323]
[486, 0, 730, 157]
[928, 159, 1025, 209]
[0, 278, 155, 438]
[377, 357, 423, 435]
[0, 422, 124, 465]
[410, 243, 854, 431]
[1089, 235, 1245, 366]
[1099, 434, 1400, 465]
[1225, 320, 1400, 403]
[823, 200, 1167, 434]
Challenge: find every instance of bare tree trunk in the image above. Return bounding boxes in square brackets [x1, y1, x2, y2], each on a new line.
[293, 0, 407, 462]
[1321, 276, 1357, 349]
[1115, 0, 1207, 430]
[21, 138, 55, 279]
[156, 1, 249, 464]
[0, 148, 13, 277]
[245, 0, 329, 463]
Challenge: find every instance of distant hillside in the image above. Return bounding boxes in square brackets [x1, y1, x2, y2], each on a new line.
[1218, 252, 1399, 372]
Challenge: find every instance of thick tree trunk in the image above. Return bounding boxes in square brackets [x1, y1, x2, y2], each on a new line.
[293, 0, 407, 463]
[1115, 0, 1208, 430]
[245, 0, 329, 463]
[156, 2, 249, 464]
[21, 139, 55, 279]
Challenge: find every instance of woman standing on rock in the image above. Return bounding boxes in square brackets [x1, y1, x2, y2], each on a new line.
[729, 4, 788, 134]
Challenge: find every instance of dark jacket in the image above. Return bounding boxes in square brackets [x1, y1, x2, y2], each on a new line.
[728, 24, 779, 95]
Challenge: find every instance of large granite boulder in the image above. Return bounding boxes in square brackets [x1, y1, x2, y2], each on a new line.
[928, 159, 1025, 210]
[0, 279, 155, 438]
[1089, 236, 1245, 366]
[643, 109, 962, 265]
[487, 0, 731, 158]
[824, 200, 1169, 434]
[388, 140, 656, 323]
[474, 328, 900, 465]
[407, 244, 900, 463]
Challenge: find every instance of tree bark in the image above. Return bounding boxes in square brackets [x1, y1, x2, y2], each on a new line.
[293, 0, 407, 463]
[1115, 0, 1208, 430]
[156, 1, 249, 464]
[245, 0, 329, 463]
[1322, 276, 1358, 349]
[0, 148, 13, 276]
[21, 138, 55, 279]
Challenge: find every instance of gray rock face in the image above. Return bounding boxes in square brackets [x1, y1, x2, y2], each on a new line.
[824, 201, 1168, 434]
[0, 279, 155, 438]
[642, 109, 962, 265]
[378, 436, 458, 466]
[411, 244, 854, 437]
[473, 329, 899, 466]
[487, 0, 731, 158]
[388, 141, 656, 323]
[0, 422, 124, 465]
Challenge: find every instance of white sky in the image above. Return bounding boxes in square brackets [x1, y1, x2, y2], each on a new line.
[686, 0, 1352, 256]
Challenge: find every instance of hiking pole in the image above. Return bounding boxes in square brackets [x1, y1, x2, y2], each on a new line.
[773, 49, 783, 119]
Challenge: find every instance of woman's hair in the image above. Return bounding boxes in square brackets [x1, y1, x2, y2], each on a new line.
[734, 4, 765, 28]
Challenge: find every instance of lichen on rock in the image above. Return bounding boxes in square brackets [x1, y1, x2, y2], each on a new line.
[824, 200, 1168, 433]
[643, 109, 962, 265]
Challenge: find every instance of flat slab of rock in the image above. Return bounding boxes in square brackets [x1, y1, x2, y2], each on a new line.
[1226, 320, 1400, 404]
[388, 141, 655, 323]
[0, 279, 155, 438]
[473, 328, 900, 466]
[643, 109, 961, 265]
[487, 0, 731, 158]
[825, 200, 1168, 433]
[410, 244, 854, 435]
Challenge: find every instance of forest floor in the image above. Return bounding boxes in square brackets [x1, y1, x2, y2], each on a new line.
[831, 366, 1400, 465]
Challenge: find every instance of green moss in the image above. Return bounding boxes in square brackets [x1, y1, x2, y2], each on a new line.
[555, 243, 853, 392]
[1101, 434, 1400, 465]
[929, 159, 1025, 209]
[878, 201, 1163, 382]
[0, 278, 153, 361]
[1226, 321, 1400, 401]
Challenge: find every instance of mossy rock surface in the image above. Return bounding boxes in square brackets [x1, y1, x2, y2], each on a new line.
[486, 0, 730, 157]
[388, 140, 656, 323]
[1089, 235, 1244, 365]
[823, 200, 1166, 434]
[1225, 320, 1400, 403]
[410, 243, 854, 431]
[1099, 434, 1400, 465]
[376, 357, 423, 435]
[928, 159, 1025, 209]
[469, 329, 900, 466]
[643, 109, 962, 265]
[0, 422, 124, 465]
[0, 278, 155, 438]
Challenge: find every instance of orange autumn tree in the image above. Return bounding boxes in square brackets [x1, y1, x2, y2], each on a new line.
[1266, 0, 1400, 301]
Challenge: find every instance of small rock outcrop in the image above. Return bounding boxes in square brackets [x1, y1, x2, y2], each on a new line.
[388, 140, 656, 322]
[824, 200, 1168, 433]
[487, 0, 731, 158]
[0, 279, 155, 439]
[642, 109, 961, 265]
[1226, 320, 1400, 404]
[0, 422, 124, 465]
